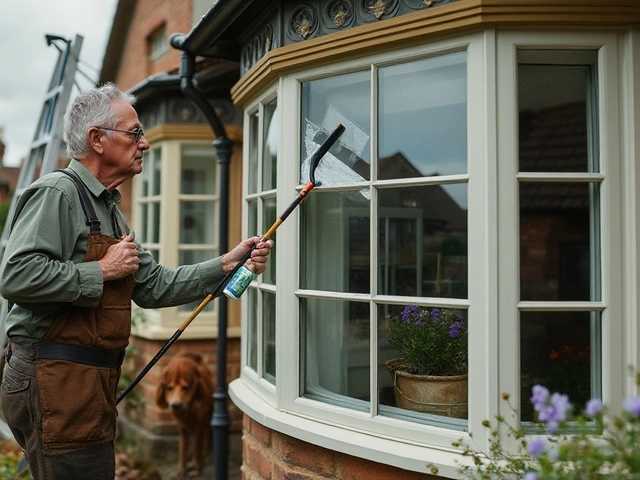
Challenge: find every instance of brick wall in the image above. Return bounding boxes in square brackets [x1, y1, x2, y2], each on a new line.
[241, 416, 442, 480]
[114, 0, 192, 91]
[121, 336, 243, 435]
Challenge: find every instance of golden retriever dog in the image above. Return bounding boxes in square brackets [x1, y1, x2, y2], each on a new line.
[155, 352, 214, 478]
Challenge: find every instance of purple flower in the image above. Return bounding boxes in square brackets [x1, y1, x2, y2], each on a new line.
[527, 437, 545, 458]
[584, 398, 603, 417]
[623, 397, 640, 416]
[430, 308, 442, 322]
[536, 393, 571, 434]
[523, 473, 538, 480]
[530, 385, 549, 409]
[401, 306, 419, 323]
[449, 321, 463, 338]
[414, 320, 423, 327]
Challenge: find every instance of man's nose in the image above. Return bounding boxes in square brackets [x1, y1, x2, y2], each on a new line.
[139, 136, 150, 151]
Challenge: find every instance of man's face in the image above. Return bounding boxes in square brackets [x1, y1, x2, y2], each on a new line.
[101, 99, 149, 181]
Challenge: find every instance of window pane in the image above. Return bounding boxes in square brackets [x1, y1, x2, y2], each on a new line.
[262, 196, 277, 284]
[247, 288, 258, 370]
[139, 203, 148, 242]
[378, 185, 467, 298]
[152, 151, 162, 196]
[378, 52, 467, 179]
[301, 190, 370, 293]
[301, 70, 371, 184]
[520, 182, 600, 301]
[248, 113, 259, 194]
[141, 152, 151, 197]
[301, 297, 370, 410]
[179, 201, 216, 244]
[520, 311, 600, 421]
[519, 63, 597, 173]
[181, 145, 217, 194]
[248, 199, 258, 238]
[379, 304, 468, 423]
[262, 100, 278, 191]
[263, 291, 276, 383]
[151, 202, 160, 243]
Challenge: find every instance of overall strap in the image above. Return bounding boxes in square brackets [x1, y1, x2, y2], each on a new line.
[57, 169, 102, 236]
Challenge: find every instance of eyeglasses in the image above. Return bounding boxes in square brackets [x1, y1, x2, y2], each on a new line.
[97, 126, 145, 142]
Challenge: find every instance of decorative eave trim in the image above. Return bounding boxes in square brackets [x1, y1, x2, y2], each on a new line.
[144, 124, 243, 143]
[230, 0, 640, 107]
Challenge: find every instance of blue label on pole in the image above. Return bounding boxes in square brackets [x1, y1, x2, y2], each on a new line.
[223, 266, 255, 300]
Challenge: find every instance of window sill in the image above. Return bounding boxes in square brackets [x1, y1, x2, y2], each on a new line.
[229, 378, 467, 478]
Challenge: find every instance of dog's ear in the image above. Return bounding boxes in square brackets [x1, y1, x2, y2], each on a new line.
[155, 378, 168, 408]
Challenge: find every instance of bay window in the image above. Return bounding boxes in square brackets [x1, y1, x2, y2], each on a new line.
[134, 137, 220, 338]
[234, 28, 632, 474]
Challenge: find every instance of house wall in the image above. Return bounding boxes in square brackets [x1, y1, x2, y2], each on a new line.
[242, 416, 440, 480]
[114, 0, 191, 91]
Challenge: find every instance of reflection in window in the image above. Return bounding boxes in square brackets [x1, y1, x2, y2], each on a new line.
[301, 71, 371, 184]
[378, 185, 467, 298]
[520, 182, 597, 301]
[520, 311, 600, 421]
[299, 50, 469, 425]
[301, 297, 370, 410]
[378, 52, 467, 179]
[263, 291, 276, 383]
[517, 52, 602, 420]
[301, 190, 370, 293]
[262, 101, 278, 191]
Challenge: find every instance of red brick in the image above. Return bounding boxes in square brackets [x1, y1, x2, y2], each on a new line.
[248, 417, 272, 446]
[244, 436, 274, 479]
[273, 432, 335, 477]
[339, 455, 437, 480]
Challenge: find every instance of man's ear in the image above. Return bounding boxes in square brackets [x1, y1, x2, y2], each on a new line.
[87, 126, 105, 154]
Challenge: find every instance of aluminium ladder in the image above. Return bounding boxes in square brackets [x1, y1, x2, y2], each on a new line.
[0, 34, 84, 351]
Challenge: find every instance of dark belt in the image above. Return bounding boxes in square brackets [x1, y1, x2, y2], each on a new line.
[8, 341, 125, 368]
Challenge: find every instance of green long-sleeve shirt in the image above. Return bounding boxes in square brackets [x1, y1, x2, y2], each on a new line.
[0, 160, 224, 342]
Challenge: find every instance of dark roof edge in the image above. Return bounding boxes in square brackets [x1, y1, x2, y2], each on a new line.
[177, 0, 255, 54]
[128, 73, 181, 101]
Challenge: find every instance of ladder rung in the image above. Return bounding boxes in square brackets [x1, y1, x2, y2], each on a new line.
[43, 85, 63, 101]
[30, 135, 51, 149]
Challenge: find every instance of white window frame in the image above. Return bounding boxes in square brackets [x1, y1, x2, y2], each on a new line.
[132, 139, 220, 340]
[230, 28, 640, 476]
[496, 30, 625, 423]
[240, 87, 281, 405]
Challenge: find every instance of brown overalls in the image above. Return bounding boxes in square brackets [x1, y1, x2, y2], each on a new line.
[1, 170, 134, 479]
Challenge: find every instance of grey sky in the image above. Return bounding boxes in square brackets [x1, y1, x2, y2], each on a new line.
[0, 0, 117, 167]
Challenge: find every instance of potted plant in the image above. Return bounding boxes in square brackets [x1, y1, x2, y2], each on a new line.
[385, 305, 468, 418]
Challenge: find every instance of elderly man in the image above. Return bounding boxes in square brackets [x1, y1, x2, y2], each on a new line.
[0, 82, 272, 479]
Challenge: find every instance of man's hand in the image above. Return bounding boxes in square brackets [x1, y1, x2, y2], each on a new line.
[98, 232, 139, 281]
[221, 237, 274, 275]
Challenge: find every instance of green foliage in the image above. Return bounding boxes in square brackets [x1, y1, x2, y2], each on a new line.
[0, 440, 30, 479]
[387, 305, 468, 376]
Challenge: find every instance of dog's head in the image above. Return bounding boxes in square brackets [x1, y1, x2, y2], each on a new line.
[155, 353, 210, 411]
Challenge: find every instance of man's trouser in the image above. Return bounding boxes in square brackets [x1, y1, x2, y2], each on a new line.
[1, 344, 116, 480]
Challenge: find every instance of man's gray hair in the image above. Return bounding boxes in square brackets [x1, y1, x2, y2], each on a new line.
[63, 82, 137, 159]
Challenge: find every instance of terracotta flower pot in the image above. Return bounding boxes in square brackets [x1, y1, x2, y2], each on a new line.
[385, 358, 468, 419]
